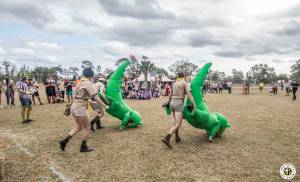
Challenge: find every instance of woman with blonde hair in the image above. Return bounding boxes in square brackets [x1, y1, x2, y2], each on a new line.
[59, 68, 104, 153]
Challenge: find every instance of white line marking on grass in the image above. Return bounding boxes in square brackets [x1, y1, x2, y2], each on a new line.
[1, 128, 72, 182]
[47, 163, 72, 182]
[16, 142, 35, 157]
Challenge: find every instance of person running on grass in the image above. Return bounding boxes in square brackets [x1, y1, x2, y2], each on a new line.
[16, 75, 33, 124]
[59, 68, 104, 153]
[162, 72, 197, 149]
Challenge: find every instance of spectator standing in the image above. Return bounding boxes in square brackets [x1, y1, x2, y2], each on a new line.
[165, 82, 171, 96]
[16, 75, 33, 124]
[65, 79, 74, 103]
[57, 79, 65, 102]
[272, 82, 278, 95]
[28, 78, 43, 105]
[0, 81, 3, 109]
[226, 81, 232, 94]
[284, 80, 291, 96]
[4, 76, 15, 107]
[45, 79, 55, 104]
[218, 82, 223, 93]
[291, 80, 299, 101]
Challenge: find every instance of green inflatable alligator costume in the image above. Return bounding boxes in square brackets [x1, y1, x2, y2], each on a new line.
[165, 63, 230, 140]
[99, 58, 142, 130]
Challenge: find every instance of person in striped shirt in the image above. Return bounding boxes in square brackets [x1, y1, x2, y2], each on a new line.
[16, 75, 33, 124]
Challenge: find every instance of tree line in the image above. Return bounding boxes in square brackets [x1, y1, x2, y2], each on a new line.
[1, 58, 299, 84]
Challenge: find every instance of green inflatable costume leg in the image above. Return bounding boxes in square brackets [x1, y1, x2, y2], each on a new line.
[101, 58, 142, 130]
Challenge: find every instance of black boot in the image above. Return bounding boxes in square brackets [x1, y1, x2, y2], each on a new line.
[90, 120, 96, 131]
[59, 135, 71, 152]
[175, 130, 181, 143]
[95, 117, 104, 129]
[80, 141, 93, 153]
[162, 134, 172, 149]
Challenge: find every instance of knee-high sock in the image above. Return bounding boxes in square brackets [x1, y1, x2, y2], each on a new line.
[21, 107, 26, 121]
[26, 107, 32, 120]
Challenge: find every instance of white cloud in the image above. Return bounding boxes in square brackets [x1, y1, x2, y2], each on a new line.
[0, 0, 299, 74]
[12, 48, 35, 55]
[0, 47, 6, 54]
[26, 41, 61, 50]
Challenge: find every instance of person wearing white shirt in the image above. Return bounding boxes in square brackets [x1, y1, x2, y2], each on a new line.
[284, 80, 291, 96]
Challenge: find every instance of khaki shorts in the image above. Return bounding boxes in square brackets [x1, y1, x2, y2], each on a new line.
[71, 101, 88, 117]
[170, 99, 184, 112]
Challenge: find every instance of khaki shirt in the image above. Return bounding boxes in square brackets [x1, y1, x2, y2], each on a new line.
[94, 82, 105, 93]
[74, 79, 97, 106]
[172, 79, 190, 100]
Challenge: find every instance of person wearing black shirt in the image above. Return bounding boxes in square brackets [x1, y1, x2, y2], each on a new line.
[291, 81, 299, 101]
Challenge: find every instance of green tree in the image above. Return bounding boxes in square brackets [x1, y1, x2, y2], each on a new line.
[140, 60, 155, 81]
[154, 67, 169, 76]
[232, 69, 244, 83]
[247, 64, 276, 84]
[209, 70, 224, 81]
[277, 73, 289, 81]
[290, 60, 300, 82]
[169, 59, 198, 77]
[69, 67, 79, 77]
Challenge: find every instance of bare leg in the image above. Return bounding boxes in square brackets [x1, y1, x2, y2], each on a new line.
[162, 110, 183, 149]
[32, 96, 36, 105]
[78, 115, 93, 152]
[59, 116, 82, 152]
[78, 115, 92, 141]
[69, 116, 83, 136]
[37, 96, 43, 104]
[51, 96, 56, 103]
[168, 111, 183, 135]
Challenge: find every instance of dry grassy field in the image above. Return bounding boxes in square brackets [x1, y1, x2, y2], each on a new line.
[0, 87, 299, 182]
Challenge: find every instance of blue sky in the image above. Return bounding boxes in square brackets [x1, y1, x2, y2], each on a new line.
[0, 0, 299, 75]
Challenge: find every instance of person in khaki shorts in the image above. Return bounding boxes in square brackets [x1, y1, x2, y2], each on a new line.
[162, 72, 197, 149]
[59, 68, 104, 153]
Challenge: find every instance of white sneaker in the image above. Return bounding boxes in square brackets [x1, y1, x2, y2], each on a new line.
[208, 136, 214, 142]
[0, 105, 3, 109]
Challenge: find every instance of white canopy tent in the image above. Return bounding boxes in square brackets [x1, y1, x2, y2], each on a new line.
[159, 74, 172, 82]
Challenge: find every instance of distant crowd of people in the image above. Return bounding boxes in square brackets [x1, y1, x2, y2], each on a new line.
[122, 79, 163, 100]
[0, 76, 299, 111]
[204, 81, 233, 94]
[0, 76, 77, 110]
